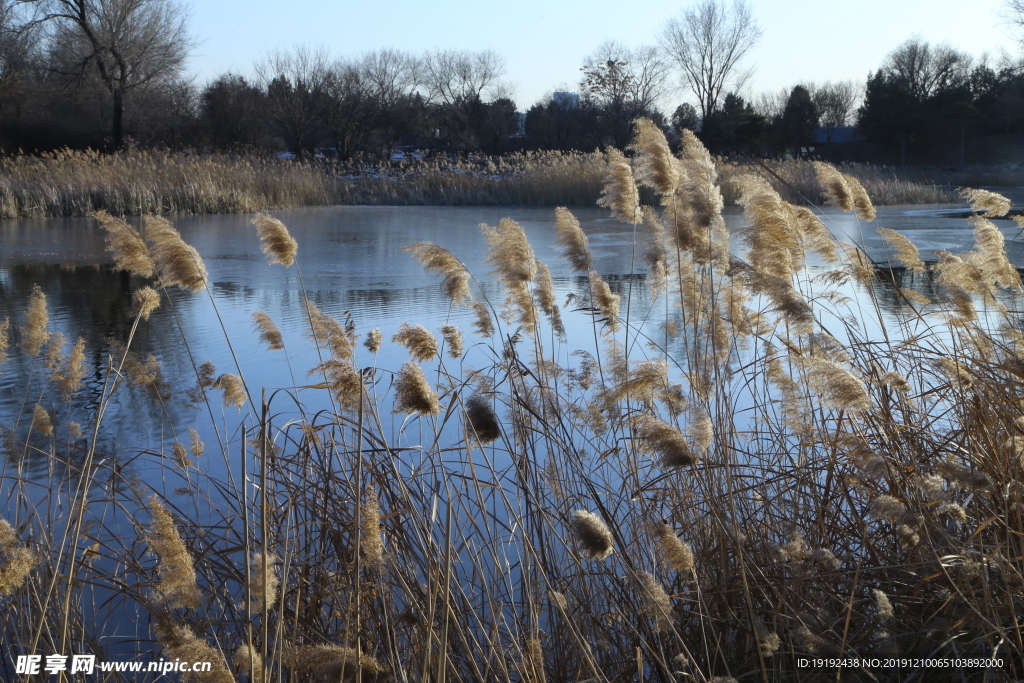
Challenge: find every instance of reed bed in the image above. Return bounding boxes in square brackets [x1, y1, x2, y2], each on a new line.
[1, 121, 1022, 683]
[0, 147, 952, 219]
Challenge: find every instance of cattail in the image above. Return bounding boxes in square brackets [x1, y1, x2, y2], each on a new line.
[597, 148, 640, 224]
[405, 242, 472, 306]
[872, 589, 894, 620]
[0, 516, 36, 595]
[393, 361, 440, 416]
[393, 323, 438, 361]
[21, 285, 49, 357]
[95, 210, 155, 277]
[471, 301, 494, 338]
[234, 644, 265, 683]
[570, 509, 614, 560]
[877, 228, 925, 274]
[630, 118, 679, 195]
[311, 359, 363, 411]
[0, 318, 9, 367]
[249, 551, 279, 614]
[465, 393, 501, 445]
[553, 207, 592, 273]
[144, 216, 208, 292]
[146, 496, 201, 609]
[304, 297, 353, 361]
[365, 328, 382, 353]
[588, 271, 620, 330]
[213, 373, 246, 410]
[55, 337, 86, 402]
[632, 414, 696, 468]
[31, 404, 52, 436]
[361, 488, 384, 570]
[252, 311, 284, 350]
[152, 614, 234, 683]
[654, 522, 694, 573]
[533, 261, 565, 337]
[130, 286, 161, 320]
[868, 495, 905, 523]
[960, 187, 1011, 217]
[845, 173, 876, 221]
[188, 428, 204, 459]
[253, 213, 298, 267]
[282, 644, 385, 682]
[814, 162, 854, 212]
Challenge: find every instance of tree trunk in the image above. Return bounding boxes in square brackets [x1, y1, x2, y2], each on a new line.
[112, 89, 124, 150]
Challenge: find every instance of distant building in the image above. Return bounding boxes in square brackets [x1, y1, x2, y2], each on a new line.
[552, 91, 580, 109]
[814, 126, 865, 145]
[511, 112, 527, 138]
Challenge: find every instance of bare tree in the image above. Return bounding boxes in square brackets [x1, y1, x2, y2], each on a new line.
[0, 1, 41, 118]
[580, 40, 669, 110]
[23, 0, 193, 148]
[660, 0, 762, 122]
[883, 38, 972, 100]
[421, 49, 506, 106]
[255, 46, 330, 159]
[808, 80, 860, 142]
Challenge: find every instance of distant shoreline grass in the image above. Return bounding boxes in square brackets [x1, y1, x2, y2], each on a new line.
[0, 147, 960, 219]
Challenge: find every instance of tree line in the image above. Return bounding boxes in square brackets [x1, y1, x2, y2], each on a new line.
[3, 0, 1024, 163]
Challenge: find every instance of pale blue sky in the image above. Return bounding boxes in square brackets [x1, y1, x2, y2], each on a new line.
[188, 0, 1020, 110]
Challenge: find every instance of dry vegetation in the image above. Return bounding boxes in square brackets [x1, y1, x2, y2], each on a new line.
[1, 120, 1022, 682]
[0, 147, 954, 219]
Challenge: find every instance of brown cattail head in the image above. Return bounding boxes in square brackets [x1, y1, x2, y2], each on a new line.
[393, 361, 440, 416]
[570, 510, 614, 560]
[960, 187, 1011, 218]
[130, 286, 161, 321]
[146, 496, 201, 609]
[393, 323, 438, 361]
[21, 285, 49, 357]
[144, 216, 208, 292]
[95, 210, 155, 277]
[630, 118, 679, 196]
[249, 551, 280, 614]
[405, 242, 472, 306]
[0, 516, 36, 595]
[361, 488, 384, 570]
[465, 393, 501, 445]
[212, 373, 246, 410]
[252, 311, 284, 350]
[253, 213, 298, 267]
[440, 324, 463, 358]
[597, 148, 641, 224]
[365, 328, 382, 353]
[553, 207, 592, 273]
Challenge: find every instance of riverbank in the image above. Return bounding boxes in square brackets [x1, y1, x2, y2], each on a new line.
[0, 147, 958, 218]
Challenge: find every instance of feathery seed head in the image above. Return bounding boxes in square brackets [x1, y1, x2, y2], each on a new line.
[253, 212, 298, 266]
[405, 242, 472, 306]
[553, 207, 592, 273]
[640, 570, 673, 633]
[362, 488, 384, 570]
[0, 516, 36, 595]
[597, 148, 641, 224]
[471, 301, 494, 338]
[632, 414, 697, 468]
[144, 216, 208, 292]
[533, 260, 565, 337]
[589, 271, 620, 331]
[365, 328, 382, 353]
[95, 210, 155, 277]
[570, 509, 614, 560]
[630, 118, 679, 195]
[654, 522, 694, 573]
[252, 311, 284, 350]
[146, 496, 201, 609]
[130, 286, 161, 321]
[845, 173, 876, 221]
[960, 187, 1011, 218]
[465, 393, 501, 445]
[31, 404, 52, 436]
[393, 361, 440, 416]
[233, 645, 265, 683]
[212, 373, 246, 410]
[249, 551, 280, 614]
[21, 285, 49, 357]
[872, 588, 894, 620]
[814, 162, 854, 212]
[877, 228, 925, 275]
[868, 495, 905, 523]
[393, 323, 438, 361]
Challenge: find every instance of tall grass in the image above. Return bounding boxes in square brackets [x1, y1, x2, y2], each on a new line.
[1, 120, 1022, 683]
[0, 147, 953, 219]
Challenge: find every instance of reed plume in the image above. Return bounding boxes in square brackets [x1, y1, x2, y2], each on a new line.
[146, 496, 201, 609]
[361, 488, 384, 570]
[845, 173, 877, 221]
[213, 373, 246, 410]
[641, 206, 668, 295]
[523, 638, 546, 683]
[553, 207, 592, 272]
[311, 359, 363, 410]
[172, 442, 191, 469]
[465, 393, 501, 445]
[877, 228, 925, 274]
[130, 286, 161, 320]
[471, 301, 494, 338]
[814, 162, 854, 211]
[872, 589, 894, 620]
[640, 570, 673, 632]
[0, 516, 36, 595]
[365, 328, 382, 353]
[588, 271, 620, 330]
[483, 218, 538, 332]
[868, 495, 905, 523]
[393, 323, 438, 361]
[570, 509, 614, 560]
[252, 311, 284, 350]
[533, 260, 565, 336]
[597, 148, 640, 224]
[303, 297, 353, 361]
[188, 428, 204, 459]
[0, 318, 8, 367]
[960, 187, 1011, 217]
[54, 337, 86, 402]
[31, 404, 53, 436]
[249, 551, 279, 614]
[282, 644, 385, 682]
[440, 324, 463, 358]
[967, 216, 1021, 289]
[151, 612, 235, 683]
[629, 118, 679, 196]
[95, 210, 155, 277]
[654, 522, 694, 573]
[253, 212, 298, 266]
[405, 242, 472, 306]
[233, 644, 265, 683]
[631, 414, 696, 468]
[144, 216, 208, 292]
[797, 357, 870, 412]
[21, 284, 49, 356]
[393, 361, 440, 416]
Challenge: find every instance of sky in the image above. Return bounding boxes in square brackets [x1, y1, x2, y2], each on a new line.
[187, 0, 1021, 111]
